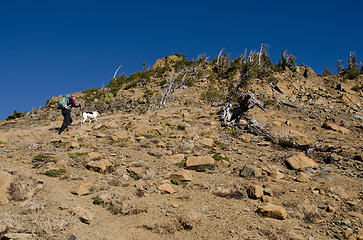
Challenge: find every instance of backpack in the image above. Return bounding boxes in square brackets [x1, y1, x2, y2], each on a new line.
[58, 94, 71, 109]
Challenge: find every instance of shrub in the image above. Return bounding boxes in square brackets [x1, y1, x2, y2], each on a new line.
[322, 67, 331, 76]
[6, 110, 25, 120]
[44, 168, 66, 177]
[82, 88, 104, 103]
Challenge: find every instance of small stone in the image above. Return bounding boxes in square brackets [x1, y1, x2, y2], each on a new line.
[247, 185, 264, 199]
[326, 205, 336, 213]
[96, 133, 106, 138]
[239, 165, 262, 178]
[261, 195, 274, 202]
[87, 152, 103, 161]
[3, 232, 33, 239]
[67, 141, 80, 149]
[71, 184, 92, 196]
[295, 172, 310, 182]
[322, 122, 350, 134]
[185, 156, 215, 169]
[318, 203, 327, 209]
[270, 170, 284, 179]
[158, 183, 175, 194]
[257, 204, 287, 220]
[348, 211, 363, 219]
[165, 154, 185, 164]
[169, 170, 192, 181]
[199, 138, 214, 147]
[86, 159, 113, 173]
[71, 206, 94, 224]
[285, 153, 318, 170]
[111, 130, 129, 141]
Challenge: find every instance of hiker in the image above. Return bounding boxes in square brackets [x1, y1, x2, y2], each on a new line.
[58, 94, 81, 134]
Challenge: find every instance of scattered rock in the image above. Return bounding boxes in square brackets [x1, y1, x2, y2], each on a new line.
[96, 132, 106, 138]
[176, 210, 203, 230]
[0, 171, 12, 204]
[71, 184, 92, 196]
[158, 183, 175, 194]
[322, 122, 350, 134]
[257, 204, 287, 220]
[165, 154, 185, 164]
[3, 232, 33, 239]
[87, 152, 103, 161]
[295, 172, 310, 182]
[71, 206, 94, 224]
[239, 165, 262, 178]
[269, 170, 284, 179]
[247, 185, 264, 199]
[285, 153, 318, 170]
[348, 211, 363, 219]
[169, 171, 192, 181]
[111, 130, 129, 141]
[185, 156, 215, 170]
[199, 138, 214, 147]
[86, 159, 113, 173]
[261, 195, 274, 202]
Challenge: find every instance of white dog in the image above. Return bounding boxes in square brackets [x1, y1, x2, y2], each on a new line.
[81, 111, 101, 125]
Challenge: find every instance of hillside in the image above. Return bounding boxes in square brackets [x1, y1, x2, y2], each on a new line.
[0, 52, 362, 240]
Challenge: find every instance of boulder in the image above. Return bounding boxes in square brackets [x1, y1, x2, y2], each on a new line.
[285, 153, 318, 170]
[257, 204, 287, 220]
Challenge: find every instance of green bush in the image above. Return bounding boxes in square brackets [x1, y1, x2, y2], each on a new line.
[6, 110, 25, 120]
[44, 168, 66, 177]
[82, 88, 104, 103]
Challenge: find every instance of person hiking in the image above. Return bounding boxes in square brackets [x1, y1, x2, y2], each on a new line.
[58, 94, 81, 134]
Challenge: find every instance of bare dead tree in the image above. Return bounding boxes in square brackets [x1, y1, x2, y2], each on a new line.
[113, 65, 122, 79]
[219, 93, 334, 153]
[216, 48, 225, 65]
[160, 69, 175, 107]
[258, 43, 264, 70]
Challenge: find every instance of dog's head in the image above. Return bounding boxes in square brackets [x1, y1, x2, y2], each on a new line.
[96, 111, 102, 115]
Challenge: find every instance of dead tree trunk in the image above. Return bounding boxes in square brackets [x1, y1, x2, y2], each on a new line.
[219, 93, 334, 153]
[160, 69, 175, 107]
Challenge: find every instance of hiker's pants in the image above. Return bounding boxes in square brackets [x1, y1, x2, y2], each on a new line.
[59, 108, 72, 134]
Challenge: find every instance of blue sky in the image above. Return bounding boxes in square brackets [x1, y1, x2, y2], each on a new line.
[0, 0, 362, 120]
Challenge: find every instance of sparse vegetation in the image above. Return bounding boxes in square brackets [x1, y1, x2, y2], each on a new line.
[44, 168, 66, 177]
[69, 152, 88, 158]
[6, 110, 25, 120]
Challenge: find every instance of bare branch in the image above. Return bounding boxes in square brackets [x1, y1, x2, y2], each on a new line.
[217, 48, 225, 65]
[113, 65, 122, 79]
[160, 69, 175, 107]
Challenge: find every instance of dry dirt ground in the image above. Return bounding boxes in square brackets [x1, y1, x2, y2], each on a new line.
[0, 72, 362, 240]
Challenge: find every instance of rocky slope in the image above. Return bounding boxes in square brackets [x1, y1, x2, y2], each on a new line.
[0, 60, 362, 240]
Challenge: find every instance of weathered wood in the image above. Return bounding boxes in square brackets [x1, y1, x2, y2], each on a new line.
[219, 93, 334, 153]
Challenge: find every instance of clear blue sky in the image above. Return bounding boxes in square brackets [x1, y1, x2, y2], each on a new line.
[1, 0, 362, 120]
